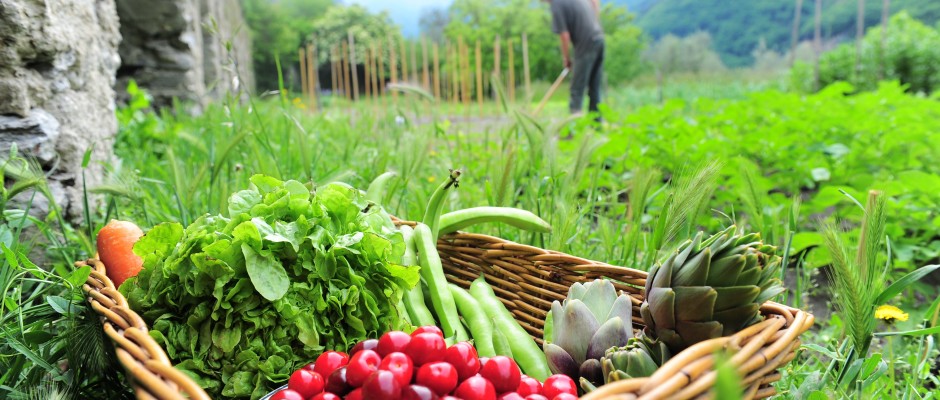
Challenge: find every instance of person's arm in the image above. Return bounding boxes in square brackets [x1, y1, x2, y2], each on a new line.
[559, 32, 572, 69]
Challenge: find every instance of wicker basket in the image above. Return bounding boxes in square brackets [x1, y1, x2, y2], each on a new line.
[78, 227, 813, 400]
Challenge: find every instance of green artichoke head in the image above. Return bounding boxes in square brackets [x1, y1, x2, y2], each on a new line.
[543, 279, 635, 388]
[640, 226, 784, 354]
[600, 337, 671, 383]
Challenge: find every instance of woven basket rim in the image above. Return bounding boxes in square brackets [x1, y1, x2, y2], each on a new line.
[79, 226, 814, 400]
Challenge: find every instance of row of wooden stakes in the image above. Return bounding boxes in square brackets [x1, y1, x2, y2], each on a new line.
[298, 33, 534, 111]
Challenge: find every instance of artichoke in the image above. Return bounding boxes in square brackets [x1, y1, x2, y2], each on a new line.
[600, 338, 671, 383]
[640, 226, 784, 354]
[544, 279, 635, 388]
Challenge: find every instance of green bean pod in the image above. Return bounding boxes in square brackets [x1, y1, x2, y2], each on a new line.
[400, 225, 436, 327]
[422, 169, 461, 241]
[414, 223, 461, 338]
[448, 284, 496, 357]
[438, 207, 552, 235]
[491, 317, 513, 358]
[365, 171, 398, 204]
[470, 276, 551, 380]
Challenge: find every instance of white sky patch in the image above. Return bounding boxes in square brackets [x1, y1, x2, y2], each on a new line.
[342, 0, 454, 37]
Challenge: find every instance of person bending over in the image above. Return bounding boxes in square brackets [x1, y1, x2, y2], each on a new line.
[545, 0, 604, 116]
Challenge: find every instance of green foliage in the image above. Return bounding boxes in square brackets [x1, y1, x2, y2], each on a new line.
[795, 12, 940, 94]
[240, 0, 333, 91]
[598, 4, 646, 84]
[441, 0, 644, 88]
[636, 0, 797, 67]
[310, 4, 402, 66]
[633, 0, 940, 68]
[643, 31, 726, 74]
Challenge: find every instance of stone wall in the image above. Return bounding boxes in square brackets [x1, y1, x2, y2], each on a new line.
[0, 0, 122, 219]
[115, 0, 254, 108]
[0, 0, 253, 222]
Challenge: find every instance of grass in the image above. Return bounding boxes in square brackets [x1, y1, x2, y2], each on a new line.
[3, 71, 940, 398]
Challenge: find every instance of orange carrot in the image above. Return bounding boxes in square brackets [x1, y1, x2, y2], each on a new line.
[96, 220, 144, 288]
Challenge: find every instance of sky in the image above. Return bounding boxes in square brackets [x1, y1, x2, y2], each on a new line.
[343, 0, 454, 37]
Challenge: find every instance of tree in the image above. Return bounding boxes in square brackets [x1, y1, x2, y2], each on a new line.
[419, 7, 450, 44]
[310, 4, 402, 65]
[442, 0, 644, 88]
[240, 0, 333, 92]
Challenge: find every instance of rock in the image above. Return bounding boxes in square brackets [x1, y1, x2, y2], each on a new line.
[114, 0, 254, 108]
[0, 109, 60, 164]
[0, 0, 121, 221]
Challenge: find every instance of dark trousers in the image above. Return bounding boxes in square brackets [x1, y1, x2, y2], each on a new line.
[570, 37, 605, 113]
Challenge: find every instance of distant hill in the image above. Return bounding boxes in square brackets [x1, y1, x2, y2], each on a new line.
[607, 0, 940, 67]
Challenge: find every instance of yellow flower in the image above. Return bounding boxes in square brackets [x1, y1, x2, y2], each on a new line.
[875, 305, 909, 323]
[427, 176, 437, 183]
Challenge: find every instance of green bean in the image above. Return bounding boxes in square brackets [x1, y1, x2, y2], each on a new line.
[448, 284, 496, 357]
[365, 171, 398, 204]
[470, 276, 551, 380]
[414, 223, 461, 338]
[399, 225, 436, 327]
[491, 317, 513, 358]
[422, 169, 461, 241]
[438, 207, 552, 235]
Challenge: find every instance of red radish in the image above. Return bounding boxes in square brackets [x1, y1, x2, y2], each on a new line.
[406, 333, 446, 366]
[96, 220, 144, 288]
[498, 393, 526, 400]
[379, 352, 414, 387]
[378, 331, 413, 356]
[309, 393, 340, 400]
[402, 384, 440, 400]
[551, 394, 578, 400]
[524, 395, 548, 400]
[362, 370, 402, 399]
[480, 356, 521, 394]
[345, 388, 364, 400]
[350, 339, 379, 356]
[346, 350, 382, 387]
[324, 367, 351, 396]
[411, 326, 444, 338]
[287, 369, 324, 398]
[313, 351, 349, 378]
[541, 375, 577, 399]
[269, 389, 304, 400]
[416, 362, 458, 396]
[454, 375, 496, 400]
[516, 376, 542, 396]
[444, 342, 481, 382]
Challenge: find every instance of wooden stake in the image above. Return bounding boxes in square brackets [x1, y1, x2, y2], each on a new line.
[399, 38, 409, 83]
[364, 47, 372, 101]
[450, 42, 458, 104]
[422, 38, 430, 90]
[371, 44, 379, 102]
[342, 41, 351, 100]
[307, 43, 318, 111]
[348, 32, 359, 101]
[789, 0, 803, 67]
[299, 47, 308, 98]
[388, 35, 398, 102]
[411, 41, 419, 83]
[330, 47, 339, 96]
[377, 42, 386, 99]
[459, 37, 469, 107]
[475, 40, 483, 115]
[493, 35, 501, 96]
[433, 42, 441, 101]
[522, 32, 531, 101]
[508, 37, 515, 103]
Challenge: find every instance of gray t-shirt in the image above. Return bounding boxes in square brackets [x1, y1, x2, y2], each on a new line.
[550, 0, 603, 49]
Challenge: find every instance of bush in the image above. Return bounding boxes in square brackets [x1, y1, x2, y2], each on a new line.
[794, 12, 940, 94]
[643, 31, 726, 75]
